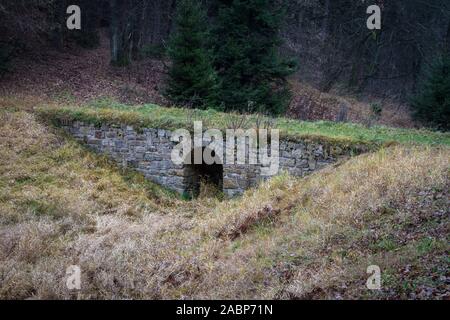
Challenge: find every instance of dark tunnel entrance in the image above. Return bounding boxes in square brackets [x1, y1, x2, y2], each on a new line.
[184, 147, 223, 198]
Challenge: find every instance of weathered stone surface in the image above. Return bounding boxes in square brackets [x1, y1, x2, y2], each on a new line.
[62, 121, 352, 197]
[279, 157, 296, 167]
[308, 158, 317, 170]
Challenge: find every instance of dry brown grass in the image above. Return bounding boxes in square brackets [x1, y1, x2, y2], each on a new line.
[0, 110, 203, 298]
[192, 146, 449, 299]
[288, 81, 415, 128]
[0, 109, 448, 299]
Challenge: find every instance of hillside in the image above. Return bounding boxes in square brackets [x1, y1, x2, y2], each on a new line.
[0, 31, 415, 130]
[0, 0, 448, 302]
[0, 106, 448, 299]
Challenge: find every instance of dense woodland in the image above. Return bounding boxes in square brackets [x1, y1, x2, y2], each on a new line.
[1, 0, 449, 129]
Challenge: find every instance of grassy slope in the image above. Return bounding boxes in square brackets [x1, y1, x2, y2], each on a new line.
[0, 109, 448, 299]
[0, 110, 188, 298]
[36, 99, 450, 147]
[195, 147, 449, 299]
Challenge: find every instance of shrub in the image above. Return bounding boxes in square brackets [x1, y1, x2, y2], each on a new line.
[72, 30, 100, 49]
[0, 44, 13, 75]
[140, 44, 166, 59]
[411, 55, 450, 131]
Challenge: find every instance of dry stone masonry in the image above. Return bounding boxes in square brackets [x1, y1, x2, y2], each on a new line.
[62, 121, 355, 197]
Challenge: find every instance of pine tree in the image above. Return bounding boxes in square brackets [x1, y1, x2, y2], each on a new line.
[165, 0, 218, 108]
[412, 55, 450, 131]
[212, 0, 296, 114]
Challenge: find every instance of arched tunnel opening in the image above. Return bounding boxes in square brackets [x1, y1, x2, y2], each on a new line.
[184, 147, 223, 198]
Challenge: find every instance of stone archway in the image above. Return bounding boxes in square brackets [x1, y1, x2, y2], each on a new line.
[183, 147, 223, 198]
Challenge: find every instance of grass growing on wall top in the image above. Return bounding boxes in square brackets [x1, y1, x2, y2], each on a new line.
[35, 99, 450, 147]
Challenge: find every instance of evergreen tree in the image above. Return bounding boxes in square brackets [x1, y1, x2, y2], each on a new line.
[411, 55, 450, 131]
[212, 0, 296, 114]
[165, 0, 218, 108]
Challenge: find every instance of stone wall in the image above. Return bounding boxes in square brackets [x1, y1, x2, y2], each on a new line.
[62, 121, 352, 197]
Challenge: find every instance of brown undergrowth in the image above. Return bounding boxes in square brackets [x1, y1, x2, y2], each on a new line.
[0, 109, 448, 299]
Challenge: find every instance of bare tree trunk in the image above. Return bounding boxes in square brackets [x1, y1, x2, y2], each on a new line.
[445, 21, 450, 54]
[109, 0, 121, 64]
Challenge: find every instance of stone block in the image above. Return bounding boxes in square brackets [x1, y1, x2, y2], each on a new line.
[223, 177, 239, 189]
[280, 157, 295, 167]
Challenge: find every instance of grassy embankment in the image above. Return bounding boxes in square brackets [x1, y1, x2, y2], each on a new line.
[35, 98, 450, 148]
[0, 104, 448, 299]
